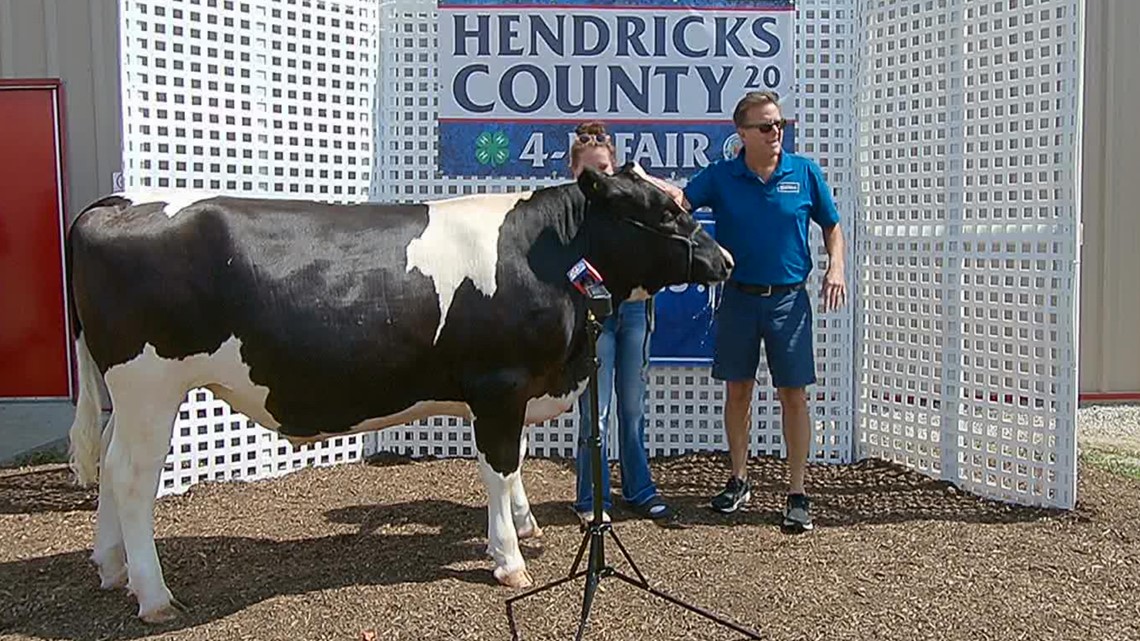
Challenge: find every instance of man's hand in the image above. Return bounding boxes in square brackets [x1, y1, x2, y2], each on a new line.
[632, 166, 689, 211]
[659, 181, 689, 211]
[821, 224, 847, 313]
[821, 265, 847, 313]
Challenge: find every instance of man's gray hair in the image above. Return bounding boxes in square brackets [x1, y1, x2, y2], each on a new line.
[732, 91, 781, 127]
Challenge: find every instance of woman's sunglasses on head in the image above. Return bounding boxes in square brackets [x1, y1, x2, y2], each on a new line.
[576, 133, 611, 144]
[742, 119, 787, 133]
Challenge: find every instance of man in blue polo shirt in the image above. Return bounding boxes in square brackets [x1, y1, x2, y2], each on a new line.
[677, 90, 847, 532]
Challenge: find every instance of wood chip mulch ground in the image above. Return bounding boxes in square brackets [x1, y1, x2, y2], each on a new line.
[1, 453, 1138, 641]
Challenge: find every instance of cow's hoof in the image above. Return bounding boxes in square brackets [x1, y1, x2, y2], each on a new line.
[98, 565, 129, 590]
[139, 593, 187, 624]
[139, 603, 181, 624]
[92, 549, 128, 590]
[517, 522, 543, 540]
[494, 566, 533, 589]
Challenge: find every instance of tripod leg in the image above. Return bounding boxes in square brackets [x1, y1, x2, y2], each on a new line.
[567, 521, 592, 576]
[574, 555, 603, 641]
[606, 527, 648, 586]
[573, 520, 610, 641]
[606, 571, 764, 640]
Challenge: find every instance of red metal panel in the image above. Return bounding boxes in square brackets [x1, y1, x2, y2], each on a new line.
[0, 85, 70, 398]
[1079, 392, 1140, 403]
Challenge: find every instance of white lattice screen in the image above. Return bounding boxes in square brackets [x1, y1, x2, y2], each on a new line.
[116, 0, 1082, 509]
[853, 0, 1082, 509]
[161, 388, 364, 495]
[117, 0, 381, 497]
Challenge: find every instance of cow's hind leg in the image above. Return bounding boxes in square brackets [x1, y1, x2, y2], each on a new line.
[91, 414, 129, 589]
[472, 398, 532, 589]
[103, 361, 187, 623]
[510, 431, 541, 540]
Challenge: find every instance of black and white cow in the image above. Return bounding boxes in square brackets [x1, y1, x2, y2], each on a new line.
[65, 162, 732, 622]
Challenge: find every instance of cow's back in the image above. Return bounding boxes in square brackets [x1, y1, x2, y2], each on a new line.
[67, 191, 585, 438]
[69, 195, 456, 433]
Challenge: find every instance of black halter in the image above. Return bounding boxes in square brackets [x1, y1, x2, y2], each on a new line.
[619, 216, 700, 283]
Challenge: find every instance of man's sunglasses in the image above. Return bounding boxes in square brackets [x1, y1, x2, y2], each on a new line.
[576, 133, 611, 144]
[741, 119, 787, 133]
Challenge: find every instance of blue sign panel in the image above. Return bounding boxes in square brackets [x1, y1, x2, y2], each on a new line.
[438, 121, 796, 179]
[649, 215, 719, 366]
[437, 0, 797, 178]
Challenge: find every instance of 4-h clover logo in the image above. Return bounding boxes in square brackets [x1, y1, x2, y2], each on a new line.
[474, 130, 510, 167]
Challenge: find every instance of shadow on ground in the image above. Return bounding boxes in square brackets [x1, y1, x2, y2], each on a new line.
[0, 497, 547, 641]
[0, 465, 97, 515]
[594, 453, 1075, 529]
[0, 452, 1088, 640]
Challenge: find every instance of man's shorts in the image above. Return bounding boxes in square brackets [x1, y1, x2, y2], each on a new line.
[711, 282, 816, 388]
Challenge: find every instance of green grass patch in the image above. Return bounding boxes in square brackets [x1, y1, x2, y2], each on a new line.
[0, 447, 69, 469]
[1081, 443, 1140, 480]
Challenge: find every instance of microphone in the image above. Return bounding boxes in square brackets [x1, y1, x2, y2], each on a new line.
[567, 258, 612, 318]
[567, 258, 604, 295]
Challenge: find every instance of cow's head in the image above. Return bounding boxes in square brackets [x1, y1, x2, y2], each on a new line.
[577, 162, 733, 298]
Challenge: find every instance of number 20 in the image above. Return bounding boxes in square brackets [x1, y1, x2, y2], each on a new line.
[744, 65, 781, 90]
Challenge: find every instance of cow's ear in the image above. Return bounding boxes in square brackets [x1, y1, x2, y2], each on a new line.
[576, 166, 610, 199]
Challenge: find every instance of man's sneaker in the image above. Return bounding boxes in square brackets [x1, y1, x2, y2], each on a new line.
[782, 493, 814, 532]
[710, 476, 751, 513]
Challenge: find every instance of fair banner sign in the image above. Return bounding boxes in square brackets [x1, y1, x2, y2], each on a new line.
[437, 0, 796, 178]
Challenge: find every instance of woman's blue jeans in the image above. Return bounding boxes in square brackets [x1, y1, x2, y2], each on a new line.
[574, 299, 659, 513]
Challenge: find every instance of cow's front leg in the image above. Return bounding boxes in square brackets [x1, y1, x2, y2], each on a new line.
[471, 394, 533, 589]
[510, 431, 541, 540]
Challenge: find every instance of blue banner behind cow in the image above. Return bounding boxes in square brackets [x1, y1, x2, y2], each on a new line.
[436, 0, 797, 178]
[649, 215, 719, 366]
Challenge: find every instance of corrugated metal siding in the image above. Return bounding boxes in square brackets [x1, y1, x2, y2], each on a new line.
[0, 0, 122, 223]
[1080, 0, 1140, 397]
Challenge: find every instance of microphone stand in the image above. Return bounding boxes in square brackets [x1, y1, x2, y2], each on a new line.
[504, 283, 762, 641]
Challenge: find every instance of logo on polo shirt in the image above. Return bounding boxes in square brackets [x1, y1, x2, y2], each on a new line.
[777, 182, 801, 193]
[722, 134, 743, 160]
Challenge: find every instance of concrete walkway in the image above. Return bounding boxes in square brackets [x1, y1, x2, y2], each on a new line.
[0, 401, 76, 464]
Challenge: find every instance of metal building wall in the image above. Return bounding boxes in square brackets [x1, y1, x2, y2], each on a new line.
[1079, 0, 1140, 399]
[0, 0, 122, 222]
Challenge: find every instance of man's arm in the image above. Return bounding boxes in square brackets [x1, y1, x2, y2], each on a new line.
[821, 223, 846, 313]
[807, 160, 846, 312]
[633, 162, 713, 213]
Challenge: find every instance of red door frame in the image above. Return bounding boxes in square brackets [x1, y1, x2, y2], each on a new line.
[0, 78, 74, 401]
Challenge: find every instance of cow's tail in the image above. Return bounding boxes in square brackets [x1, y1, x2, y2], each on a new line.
[65, 198, 117, 487]
[68, 332, 104, 487]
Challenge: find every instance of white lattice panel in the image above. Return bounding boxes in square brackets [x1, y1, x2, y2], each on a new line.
[790, 0, 858, 463]
[120, 0, 379, 202]
[854, 0, 1082, 508]
[375, 359, 854, 465]
[375, 411, 581, 460]
[119, 0, 381, 496]
[160, 388, 364, 496]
